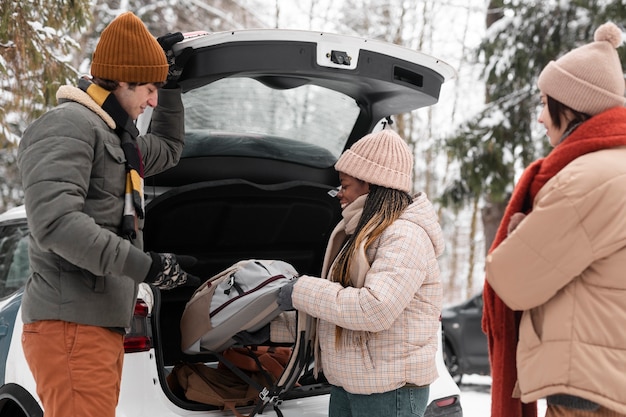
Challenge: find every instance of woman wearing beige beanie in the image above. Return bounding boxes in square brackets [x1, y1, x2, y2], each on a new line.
[275, 128, 445, 417]
[485, 22, 626, 417]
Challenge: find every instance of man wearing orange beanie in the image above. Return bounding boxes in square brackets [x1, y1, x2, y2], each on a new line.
[18, 12, 194, 417]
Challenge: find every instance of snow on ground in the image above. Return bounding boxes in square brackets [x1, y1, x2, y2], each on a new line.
[459, 375, 547, 416]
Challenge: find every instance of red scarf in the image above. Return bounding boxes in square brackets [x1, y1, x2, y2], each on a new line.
[482, 106, 626, 417]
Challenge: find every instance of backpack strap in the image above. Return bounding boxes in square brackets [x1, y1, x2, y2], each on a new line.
[212, 348, 288, 417]
[213, 350, 270, 392]
[251, 311, 313, 417]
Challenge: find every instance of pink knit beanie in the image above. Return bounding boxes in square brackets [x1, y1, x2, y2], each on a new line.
[335, 129, 413, 193]
[537, 22, 625, 116]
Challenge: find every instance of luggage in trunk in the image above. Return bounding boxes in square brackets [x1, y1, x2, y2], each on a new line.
[175, 259, 314, 417]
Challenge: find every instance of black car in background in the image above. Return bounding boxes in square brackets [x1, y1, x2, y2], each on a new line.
[441, 292, 490, 384]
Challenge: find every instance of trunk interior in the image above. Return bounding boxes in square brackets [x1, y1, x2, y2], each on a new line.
[142, 152, 342, 409]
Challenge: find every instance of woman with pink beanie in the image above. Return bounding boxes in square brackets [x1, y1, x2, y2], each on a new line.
[485, 22, 626, 417]
[276, 128, 445, 417]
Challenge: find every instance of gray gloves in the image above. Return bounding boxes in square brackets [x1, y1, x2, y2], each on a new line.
[145, 252, 199, 290]
[277, 279, 297, 311]
[156, 32, 193, 89]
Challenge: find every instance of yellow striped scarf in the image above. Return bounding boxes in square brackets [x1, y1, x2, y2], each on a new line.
[78, 77, 144, 240]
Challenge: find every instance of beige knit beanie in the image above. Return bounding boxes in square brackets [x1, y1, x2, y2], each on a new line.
[335, 129, 413, 193]
[537, 22, 625, 116]
[91, 12, 169, 83]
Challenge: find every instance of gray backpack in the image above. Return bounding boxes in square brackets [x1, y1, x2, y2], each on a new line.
[178, 259, 313, 417]
[180, 259, 299, 354]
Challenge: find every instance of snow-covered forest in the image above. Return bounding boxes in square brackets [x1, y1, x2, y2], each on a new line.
[1, 0, 625, 305]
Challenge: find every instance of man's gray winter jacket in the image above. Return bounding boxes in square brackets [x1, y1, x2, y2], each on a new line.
[17, 86, 184, 329]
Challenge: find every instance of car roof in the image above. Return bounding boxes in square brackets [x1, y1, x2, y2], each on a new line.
[174, 29, 456, 145]
[0, 205, 26, 223]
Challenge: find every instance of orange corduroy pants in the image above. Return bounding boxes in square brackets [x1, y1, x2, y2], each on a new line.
[22, 320, 124, 417]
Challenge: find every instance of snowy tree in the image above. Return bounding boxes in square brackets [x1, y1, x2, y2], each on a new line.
[0, 0, 267, 213]
[0, 0, 92, 211]
[442, 0, 626, 255]
[73, 0, 269, 76]
[333, 0, 489, 302]
[1, 0, 91, 142]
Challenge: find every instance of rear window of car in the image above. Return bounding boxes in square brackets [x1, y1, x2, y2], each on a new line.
[182, 77, 360, 166]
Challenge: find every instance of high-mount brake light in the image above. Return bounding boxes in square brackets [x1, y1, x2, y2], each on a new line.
[123, 299, 151, 353]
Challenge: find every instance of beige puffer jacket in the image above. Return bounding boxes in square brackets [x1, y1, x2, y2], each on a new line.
[292, 193, 444, 394]
[486, 145, 626, 414]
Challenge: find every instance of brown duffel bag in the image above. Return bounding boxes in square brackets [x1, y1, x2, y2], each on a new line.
[167, 362, 268, 417]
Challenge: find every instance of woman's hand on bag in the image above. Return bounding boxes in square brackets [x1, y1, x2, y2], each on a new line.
[277, 279, 297, 311]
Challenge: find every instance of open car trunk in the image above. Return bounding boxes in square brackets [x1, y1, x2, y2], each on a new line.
[142, 156, 342, 410]
[134, 28, 455, 414]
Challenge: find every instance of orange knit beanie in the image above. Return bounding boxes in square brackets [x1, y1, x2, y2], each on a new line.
[91, 12, 168, 83]
[335, 129, 414, 193]
[537, 22, 625, 116]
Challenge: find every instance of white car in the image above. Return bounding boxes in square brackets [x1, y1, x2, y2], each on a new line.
[0, 29, 461, 417]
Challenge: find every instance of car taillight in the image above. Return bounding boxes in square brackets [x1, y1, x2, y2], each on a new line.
[433, 395, 459, 408]
[123, 299, 152, 353]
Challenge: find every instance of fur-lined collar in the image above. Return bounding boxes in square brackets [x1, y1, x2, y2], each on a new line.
[56, 85, 116, 129]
